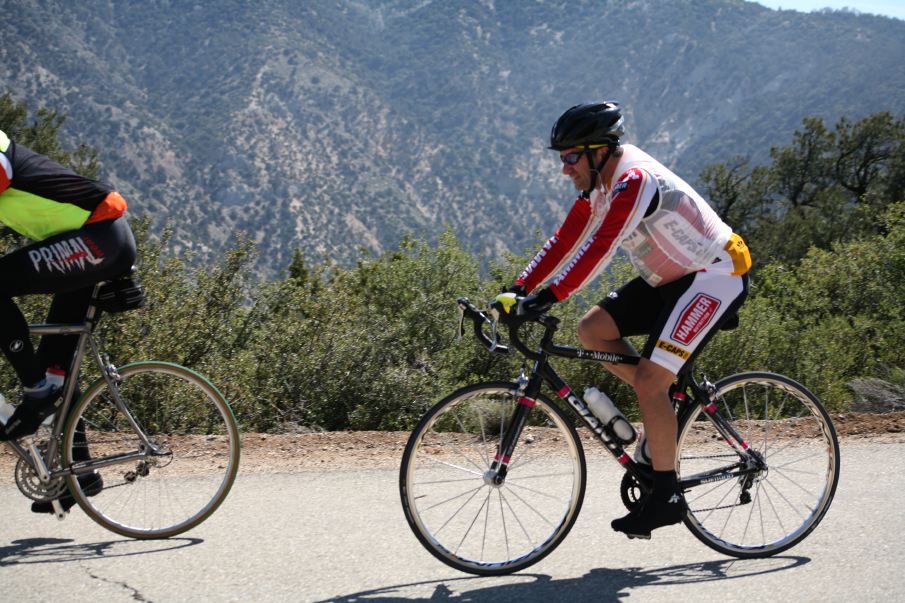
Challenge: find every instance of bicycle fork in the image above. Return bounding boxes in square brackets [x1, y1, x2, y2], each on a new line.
[487, 371, 534, 485]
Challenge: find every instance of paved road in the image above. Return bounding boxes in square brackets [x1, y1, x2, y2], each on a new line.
[1, 439, 903, 602]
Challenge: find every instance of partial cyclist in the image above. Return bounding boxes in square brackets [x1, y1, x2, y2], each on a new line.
[0, 128, 137, 512]
[508, 102, 751, 539]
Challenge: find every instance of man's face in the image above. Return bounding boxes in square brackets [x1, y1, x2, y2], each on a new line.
[559, 147, 601, 191]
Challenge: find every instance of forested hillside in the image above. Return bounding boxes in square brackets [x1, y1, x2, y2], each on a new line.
[3, 0, 905, 273]
[3, 96, 902, 430]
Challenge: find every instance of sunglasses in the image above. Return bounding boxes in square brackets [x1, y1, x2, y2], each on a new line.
[559, 151, 583, 165]
[559, 145, 606, 165]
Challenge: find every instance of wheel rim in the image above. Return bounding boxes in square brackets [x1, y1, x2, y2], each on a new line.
[678, 374, 839, 556]
[65, 363, 239, 538]
[402, 386, 583, 573]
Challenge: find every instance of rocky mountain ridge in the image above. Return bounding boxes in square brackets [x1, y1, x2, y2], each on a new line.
[3, 0, 904, 273]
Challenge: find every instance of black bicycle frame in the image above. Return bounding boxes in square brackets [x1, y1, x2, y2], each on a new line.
[461, 298, 763, 494]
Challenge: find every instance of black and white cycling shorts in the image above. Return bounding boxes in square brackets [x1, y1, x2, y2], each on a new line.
[599, 250, 749, 375]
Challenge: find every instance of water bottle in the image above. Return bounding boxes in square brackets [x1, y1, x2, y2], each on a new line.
[0, 393, 15, 427]
[584, 387, 636, 444]
[633, 427, 652, 465]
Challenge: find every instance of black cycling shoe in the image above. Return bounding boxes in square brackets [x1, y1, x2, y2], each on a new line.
[31, 472, 103, 514]
[0, 386, 62, 441]
[611, 492, 686, 539]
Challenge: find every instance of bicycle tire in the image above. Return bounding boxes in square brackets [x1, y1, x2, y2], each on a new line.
[400, 381, 586, 575]
[62, 361, 240, 539]
[677, 372, 840, 558]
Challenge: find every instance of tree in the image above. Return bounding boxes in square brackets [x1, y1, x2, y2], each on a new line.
[0, 92, 99, 178]
[699, 111, 905, 266]
[700, 156, 772, 228]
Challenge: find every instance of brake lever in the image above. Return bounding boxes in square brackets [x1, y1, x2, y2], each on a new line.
[487, 301, 504, 352]
[456, 304, 466, 340]
[488, 316, 499, 353]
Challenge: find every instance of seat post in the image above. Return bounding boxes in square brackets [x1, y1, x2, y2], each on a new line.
[85, 281, 105, 326]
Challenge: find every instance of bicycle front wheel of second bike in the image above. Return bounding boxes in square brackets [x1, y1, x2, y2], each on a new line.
[400, 382, 586, 575]
[677, 372, 840, 558]
[62, 361, 240, 539]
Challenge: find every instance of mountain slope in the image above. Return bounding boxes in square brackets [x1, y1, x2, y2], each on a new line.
[2, 0, 904, 272]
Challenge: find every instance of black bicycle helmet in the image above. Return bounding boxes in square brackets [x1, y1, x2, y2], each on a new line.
[548, 101, 624, 150]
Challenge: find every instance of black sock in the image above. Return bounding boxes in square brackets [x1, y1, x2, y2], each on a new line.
[651, 469, 678, 501]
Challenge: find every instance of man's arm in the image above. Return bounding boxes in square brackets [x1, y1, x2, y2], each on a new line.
[549, 167, 657, 300]
[515, 196, 592, 293]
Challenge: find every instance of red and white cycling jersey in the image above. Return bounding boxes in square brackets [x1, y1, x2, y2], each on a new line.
[516, 145, 732, 298]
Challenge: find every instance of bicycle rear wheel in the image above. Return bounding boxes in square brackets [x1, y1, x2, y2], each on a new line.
[677, 372, 839, 557]
[62, 361, 240, 539]
[400, 381, 586, 575]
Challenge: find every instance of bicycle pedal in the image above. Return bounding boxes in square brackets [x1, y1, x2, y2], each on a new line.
[51, 499, 68, 521]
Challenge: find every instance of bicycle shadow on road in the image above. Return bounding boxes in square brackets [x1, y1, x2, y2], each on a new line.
[325, 556, 810, 602]
[0, 536, 202, 566]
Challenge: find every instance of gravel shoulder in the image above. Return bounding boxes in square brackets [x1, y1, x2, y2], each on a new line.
[2, 411, 903, 478]
[234, 410, 905, 472]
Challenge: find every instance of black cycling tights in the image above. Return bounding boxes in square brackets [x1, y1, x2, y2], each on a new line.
[0, 218, 136, 386]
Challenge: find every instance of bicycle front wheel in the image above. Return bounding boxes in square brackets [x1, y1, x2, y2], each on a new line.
[62, 361, 240, 539]
[677, 372, 840, 558]
[400, 381, 586, 575]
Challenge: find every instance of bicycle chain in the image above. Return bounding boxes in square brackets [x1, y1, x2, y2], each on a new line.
[690, 501, 749, 512]
[682, 453, 739, 460]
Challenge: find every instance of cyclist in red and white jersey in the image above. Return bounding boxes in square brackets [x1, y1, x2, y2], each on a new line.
[509, 102, 751, 539]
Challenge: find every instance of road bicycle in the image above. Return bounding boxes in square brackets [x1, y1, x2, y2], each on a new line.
[399, 297, 840, 575]
[2, 273, 240, 539]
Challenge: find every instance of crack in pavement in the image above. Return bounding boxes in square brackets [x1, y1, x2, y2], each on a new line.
[82, 564, 152, 602]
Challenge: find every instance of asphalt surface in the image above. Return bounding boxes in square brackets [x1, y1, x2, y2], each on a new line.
[1, 439, 903, 602]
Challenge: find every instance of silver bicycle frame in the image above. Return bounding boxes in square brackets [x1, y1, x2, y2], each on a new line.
[4, 283, 160, 480]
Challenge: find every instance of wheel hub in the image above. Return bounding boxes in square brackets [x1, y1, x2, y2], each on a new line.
[483, 469, 505, 487]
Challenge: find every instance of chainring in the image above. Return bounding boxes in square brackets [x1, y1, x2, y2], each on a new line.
[14, 441, 67, 502]
[619, 470, 651, 512]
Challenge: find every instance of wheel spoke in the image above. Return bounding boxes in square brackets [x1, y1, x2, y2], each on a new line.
[420, 483, 485, 514]
[417, 452, 485, 477]
[506, 480, 570, 505]
[499, 489, 536, 549]
[433, 485, 486, 535]
[441, 413, 492, 474]
[454, 489, 492, 556]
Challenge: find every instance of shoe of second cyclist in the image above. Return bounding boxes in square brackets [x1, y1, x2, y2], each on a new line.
[611, 469, 686, 539]
[31, 471, 104, 514]
[0, 382, 62, 441]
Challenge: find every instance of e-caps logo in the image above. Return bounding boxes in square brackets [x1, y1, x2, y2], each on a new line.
[656, 339, 690, 360]
[9, 339, 24, 353]
[671, 294, 721, 345]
